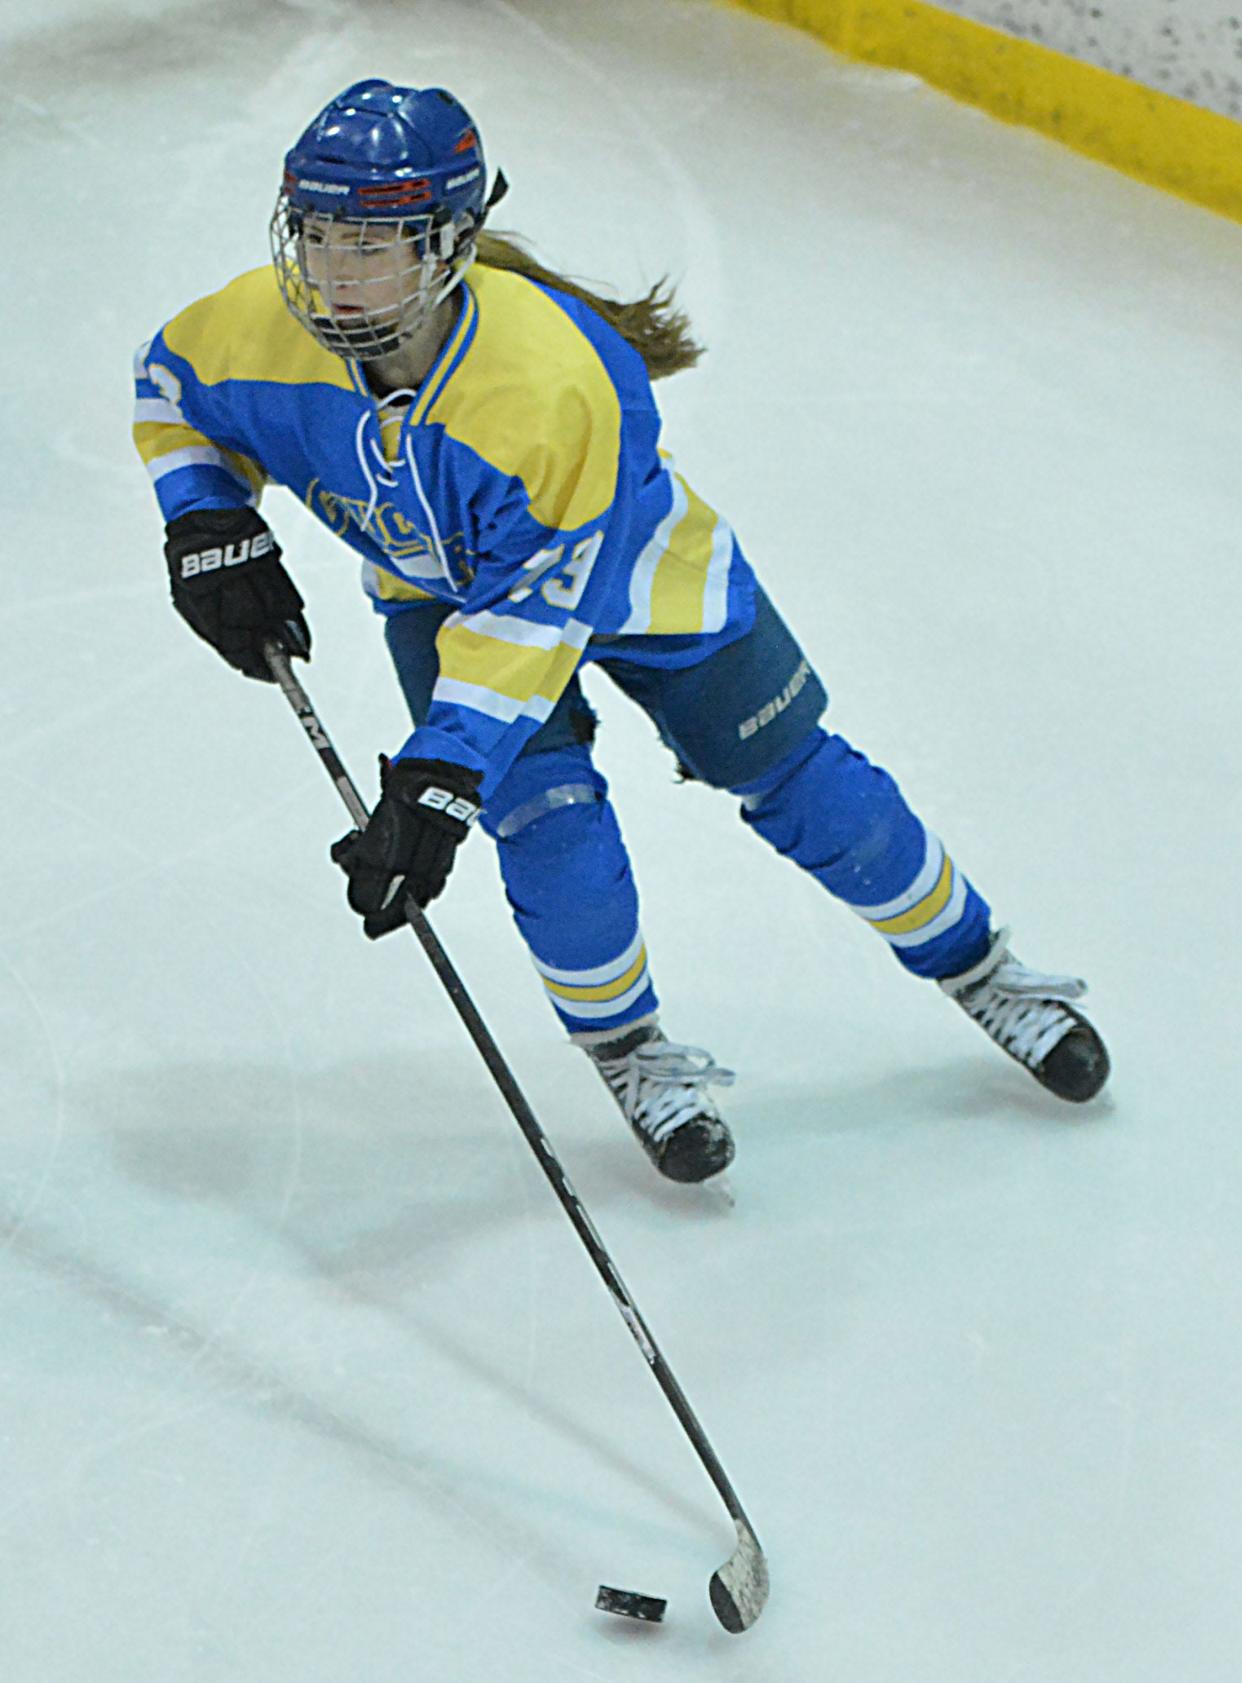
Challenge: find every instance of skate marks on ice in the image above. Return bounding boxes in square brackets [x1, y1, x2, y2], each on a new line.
[1, 1174, 723, 1674]
[7, 1048, 728, 1518]
[0, 946, 68, 1267]
[0, 1213, 669, 1674]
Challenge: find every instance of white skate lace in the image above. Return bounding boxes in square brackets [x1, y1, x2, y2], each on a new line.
[596, 1042, 736, 1145]
[959, 956, 1086, 1070]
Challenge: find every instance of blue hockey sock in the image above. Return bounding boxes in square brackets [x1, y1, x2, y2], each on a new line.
[736, 730, 992, 979]
[486, 748, 659, 1036]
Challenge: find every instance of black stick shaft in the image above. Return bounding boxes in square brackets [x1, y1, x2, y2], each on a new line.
[265, 645, 758, 1539]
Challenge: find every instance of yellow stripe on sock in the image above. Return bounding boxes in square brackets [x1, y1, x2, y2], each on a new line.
[868, 855, 954, 935]
[541, 946, 649, 1003]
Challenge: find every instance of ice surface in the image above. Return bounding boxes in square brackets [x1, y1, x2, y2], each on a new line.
[2, 1, 1240, 1679]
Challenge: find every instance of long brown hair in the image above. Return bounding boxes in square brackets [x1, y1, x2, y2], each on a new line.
[475, 231, 703, 380]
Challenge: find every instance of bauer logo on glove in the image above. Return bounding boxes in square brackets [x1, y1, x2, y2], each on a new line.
[417, 785, 482, 824]
[177, 529, 276, 578]
[332, 756, 484, 937]
[164, 506, 310, 682]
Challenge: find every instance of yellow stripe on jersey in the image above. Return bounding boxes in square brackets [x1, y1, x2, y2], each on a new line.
[425, 265, 620, 535]
[648, 479, 728, 634]
[132, 420, 265, 495]
[411, 284, 478, 427]
[866, 855, 954, 936]
[377, 408, 404, 465]
[435, 619, 587, 708]
[161, 267, 354, 391]
[133, 420, 211, 463]
[363, 562, 437, 604]
[541, 945, 649, 1003]
[619, 465, 734, 636]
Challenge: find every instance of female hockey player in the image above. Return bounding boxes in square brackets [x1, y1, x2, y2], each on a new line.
[133, 80, 1109, 1184]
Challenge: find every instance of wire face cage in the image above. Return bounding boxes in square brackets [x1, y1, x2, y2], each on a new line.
[270, 199, 475, 360]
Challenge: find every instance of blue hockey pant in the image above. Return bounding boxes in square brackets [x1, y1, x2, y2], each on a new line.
[384, 587, 992, 1038]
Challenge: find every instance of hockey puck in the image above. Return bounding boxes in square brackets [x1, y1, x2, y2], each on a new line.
[595, 1585, 667, 1623]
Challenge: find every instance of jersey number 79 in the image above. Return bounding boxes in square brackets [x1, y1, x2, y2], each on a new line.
[507, 530, 603, 609]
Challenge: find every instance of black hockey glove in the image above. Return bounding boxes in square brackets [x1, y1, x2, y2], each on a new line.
[331, 757, 483, 938]
[164, 506, 311, 683]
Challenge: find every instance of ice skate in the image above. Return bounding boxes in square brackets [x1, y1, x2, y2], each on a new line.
[583, 1022, 736, 1182]
[940, 929, 1110, 1102]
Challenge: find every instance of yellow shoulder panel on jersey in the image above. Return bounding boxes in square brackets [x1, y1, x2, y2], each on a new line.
[161, 267, 354, 391]
[425, 266, 621, 534]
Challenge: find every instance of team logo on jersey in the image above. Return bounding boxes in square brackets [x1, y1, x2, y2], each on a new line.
[304, 478, 474, 583]
[305, 477, 430, 556]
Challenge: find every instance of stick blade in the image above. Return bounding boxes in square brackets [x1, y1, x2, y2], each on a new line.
[709, 1520, 770, 1633]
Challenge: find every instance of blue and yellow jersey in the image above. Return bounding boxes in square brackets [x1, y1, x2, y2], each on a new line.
[134, 262, 756, 784]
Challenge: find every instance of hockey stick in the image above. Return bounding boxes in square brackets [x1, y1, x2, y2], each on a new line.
[263, 641, 769, 1634]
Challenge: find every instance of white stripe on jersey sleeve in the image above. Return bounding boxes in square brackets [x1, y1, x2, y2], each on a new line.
[133, 396, 186, 427]
[443, 609, 593, 654]
[146, 445, 250, 487]
[430, 677, 558, 728]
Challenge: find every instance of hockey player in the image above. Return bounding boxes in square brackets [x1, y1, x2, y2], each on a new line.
[133, 80, 1109, 1184]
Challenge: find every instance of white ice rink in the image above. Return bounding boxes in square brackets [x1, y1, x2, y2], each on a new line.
[3, 1, 1241, 1677]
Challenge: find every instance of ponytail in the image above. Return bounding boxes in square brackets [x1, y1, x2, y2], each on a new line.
[475, 231, 703, 380]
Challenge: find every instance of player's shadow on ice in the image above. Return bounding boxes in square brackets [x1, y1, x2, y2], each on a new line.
[69, 1054, 732, 1538]
[70, 1046, 1107, 1556]
[742, 1054, 1116, 1147]
[8, 1206, 689, 1592]
[92, 1047, 736, 1231]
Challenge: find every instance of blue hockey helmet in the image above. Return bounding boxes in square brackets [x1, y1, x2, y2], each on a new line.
[271, 80, 508, 360]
